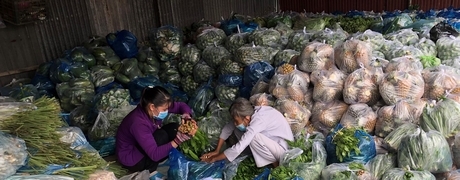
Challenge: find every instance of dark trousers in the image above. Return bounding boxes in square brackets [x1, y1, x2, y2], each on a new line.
[125, 123, 179, 173]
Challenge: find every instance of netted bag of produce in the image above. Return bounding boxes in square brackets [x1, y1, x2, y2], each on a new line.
[384, 29, 419, 46]
[380, 40, 405, 60]
[279, 141, 327, 180]
[249, 93, 275, 107]
[321, 162, 376, 180]
[311, 67, 347, 103]
[63, 46, 97, 68]
[193, 61, 216, 84]
[234, 44, 272, 66]
[379, 70, 425, 105]
[354, 29, 386, 51]
[182, 76, 199, 96]
[91, 46, 120, 68]
[188, 81, 215, 117]
[384, 55, 423, 73]
[56, 78, 95, 112]
[388, 46, 424, 60]
[218, 58, 244, 75]
[270, 65, 310, 102]
[0, 131, 27, 179]
[414, 37, 437, 57]
[274, 99, 311, 136]
[225, 31, 248, 55]
[275, 22, 294, 46]
[112, 58, 144, 85]
[215, 84, 238, 105]
[312, 27, 349, 48]
[436, 36, 460, 61]
[326, 124, 376, 164]
[375, 100, 426, 138]
[343, 67, 380, 105]
[366, 154, 396, 179]
[334, 39, 373, 74]
[196, 27, 227, 50]
[311, 100, 349, 136]
[421, 98, 460, 138]
[180, 44, 201, 65]
[297, 42, 335, 73]
[287, 27, 314, 52]
[274, 49, 300, 67]
[106, 30, 139, 59]
[340, 103, 377, 134]
[90, 65, 114, 88]
[127, 76, 162, 104]
[137, 47, 160, 76]
[398, 128, 452, 173]
[178, 60, 194, 76]
[202, 44, 231, 68]
[422, 67, 460, 100]
[88, 104, 136, 141]
[247, 28, 281, 47]
[150, 26, 183, 61]
[381, 168, 435, 180]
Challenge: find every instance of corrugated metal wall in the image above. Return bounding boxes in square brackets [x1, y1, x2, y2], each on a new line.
[0, 0, 278, 86]
[280, 0, 459, 13]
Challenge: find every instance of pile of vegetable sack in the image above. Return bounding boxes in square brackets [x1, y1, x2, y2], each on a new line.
[10, 7, 460, 180]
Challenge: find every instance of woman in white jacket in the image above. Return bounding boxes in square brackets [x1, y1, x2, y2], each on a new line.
[200, 97, 294, 168]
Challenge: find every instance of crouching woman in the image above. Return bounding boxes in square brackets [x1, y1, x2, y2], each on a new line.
[200, 97, 294, 168]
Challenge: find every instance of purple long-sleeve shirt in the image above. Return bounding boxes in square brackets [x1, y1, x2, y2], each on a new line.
[115, 102, 192, 166]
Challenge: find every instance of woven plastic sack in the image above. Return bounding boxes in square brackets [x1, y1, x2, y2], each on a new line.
[375, 100, 426, 138]
[310, 100, 349, 136]
[334, 39, 373, 74]
[379, 70, 425, 105]
[310, 67, 347, 103]
[0, 131, 28, 180]
[398, 129, 453, 173]
[150, 26, 183, 61]
[297, 42, 335, 73]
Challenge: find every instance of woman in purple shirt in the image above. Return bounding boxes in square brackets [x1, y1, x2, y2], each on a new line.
[116, 86, 194, 173]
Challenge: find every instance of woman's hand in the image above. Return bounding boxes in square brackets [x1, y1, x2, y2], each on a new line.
[182, 113, 191, 120]
[201, 152, 226, 163]
[200, 151, 219, 160]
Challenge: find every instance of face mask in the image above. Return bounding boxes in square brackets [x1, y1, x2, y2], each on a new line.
[236, 123, 247, 132]
[156, 110, 169, 120]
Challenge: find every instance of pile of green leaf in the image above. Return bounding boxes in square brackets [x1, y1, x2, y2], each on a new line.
[332, 127, 361, 162]
[269, 165, 298, 180]
[327, 16, 377, 33]
[180, 129, 210, 161]
[233, 156, 265, 180]
[287, 133, 314, 163]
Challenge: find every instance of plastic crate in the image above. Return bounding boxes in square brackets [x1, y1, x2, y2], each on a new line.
[0, 0, 46, 25]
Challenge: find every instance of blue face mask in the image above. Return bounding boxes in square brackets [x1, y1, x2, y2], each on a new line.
[236, 123, 247, 132]
[156, 110, 169, 120]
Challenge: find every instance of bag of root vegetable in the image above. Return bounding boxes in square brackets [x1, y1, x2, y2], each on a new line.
[310, 100, 349, 136]
[296, 42, 335, 73]
[334, 39, 373, 74]
[250, 77, 270, 96]
[249, 93, 275, 107]
[270, 64, 310, 103]
[343, 66, 381, 105]
[340, 103, 377, 134]
[379, 70, 425, 105]
[375, 100, 426, 138]
[380, 168, 435, 180]
[422, 65, 460, 100]
[274, 99, 311, 136]
[310, 66, 347, 103]
[321, 162, 376, 180]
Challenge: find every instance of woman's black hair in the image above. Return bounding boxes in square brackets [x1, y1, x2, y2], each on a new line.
[140, 86, 171, 108]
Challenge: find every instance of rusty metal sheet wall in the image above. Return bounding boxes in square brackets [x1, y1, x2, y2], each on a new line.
[159, 0, 278, 28]
[412, 0, 453, 11]
[0, 0, 93, 86]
